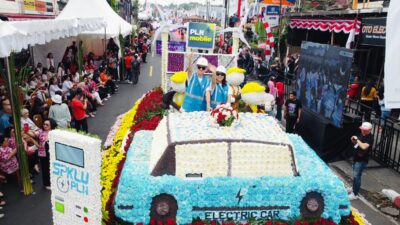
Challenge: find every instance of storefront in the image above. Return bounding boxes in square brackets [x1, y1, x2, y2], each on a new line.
[0, 0, 57, 21]
[356, 17, 386, 83]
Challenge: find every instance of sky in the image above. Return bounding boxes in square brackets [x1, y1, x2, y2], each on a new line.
[139, 0, 224, 6]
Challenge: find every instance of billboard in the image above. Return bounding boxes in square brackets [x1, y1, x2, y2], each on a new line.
[296, 42, 353, 128]
[187, 22, 216, 49]
[24, 0, 55, 15]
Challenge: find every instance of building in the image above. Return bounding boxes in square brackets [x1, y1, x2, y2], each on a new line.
[286, 0, 389, 82]
[0, 0, 58, 21]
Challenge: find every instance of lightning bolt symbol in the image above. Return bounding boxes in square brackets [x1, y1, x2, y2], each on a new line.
[236, 188, 244, 205]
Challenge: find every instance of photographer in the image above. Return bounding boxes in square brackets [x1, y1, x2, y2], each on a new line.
[71, 88, 88, 133]
[348, 122, 374, 200]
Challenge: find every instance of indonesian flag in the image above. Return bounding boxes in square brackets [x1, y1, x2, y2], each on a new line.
[346, 18, 357, 49]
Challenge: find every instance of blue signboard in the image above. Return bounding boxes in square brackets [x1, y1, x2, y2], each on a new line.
[187, 22, 216, 49]
[266, 5, 280, 15]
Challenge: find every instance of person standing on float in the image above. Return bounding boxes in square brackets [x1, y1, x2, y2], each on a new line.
[206, 66, 231, 111]
[182, 55, 212, 112]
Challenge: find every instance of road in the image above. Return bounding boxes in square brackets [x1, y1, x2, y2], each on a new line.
[0, 54, 161, 225]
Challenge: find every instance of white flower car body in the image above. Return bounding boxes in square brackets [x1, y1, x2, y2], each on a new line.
[114, 112, 350, 224]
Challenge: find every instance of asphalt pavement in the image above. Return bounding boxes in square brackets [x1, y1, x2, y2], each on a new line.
[0, 53, 161, 225]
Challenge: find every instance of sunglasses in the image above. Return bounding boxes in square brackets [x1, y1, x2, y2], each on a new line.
[216, 72, 226, 76]
[197, 66, 207, 71]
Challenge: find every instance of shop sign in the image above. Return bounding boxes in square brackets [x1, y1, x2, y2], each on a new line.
[266, 6, 280, 15]
[24, 0, 35, 11]
[23, 0, 55, 15]
[187, 22, 216, 49]
[263, 15, 279, 27]
[360, 17, 386, 46]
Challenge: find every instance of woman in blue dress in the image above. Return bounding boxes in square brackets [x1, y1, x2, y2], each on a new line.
[182, 55, 212, 112]
[206, 66, 231, 111]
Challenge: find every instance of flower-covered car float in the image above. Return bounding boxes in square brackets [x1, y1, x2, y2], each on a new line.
[113, 112, 351, 224]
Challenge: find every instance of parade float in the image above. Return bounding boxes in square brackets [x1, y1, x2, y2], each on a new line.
[99, 17, 372, 225]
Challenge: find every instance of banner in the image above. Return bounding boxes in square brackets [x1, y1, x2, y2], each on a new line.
[385, 1, 400, 109]
[187, 22, 216, 49]
[24, 0, 55, 15]
[296, 42, 353, 128]
[359, 18, 386, 46]
[266, 5, 280, 15]
[156, 41, 186, 55]
[24, 0, 35, 11]
[258, 0, 295, 6]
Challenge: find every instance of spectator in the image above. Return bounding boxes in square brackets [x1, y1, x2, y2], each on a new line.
[62, 75, 73, 98]
[345, 75, 360, 110]
[49, 94, 71, 128]
[360, 81, 377, 122]
[275, 78, 285, 121]
[48, 77, 62, 97]
[131, 56, 141, 85]
[46, 52, 54, 69]
[349, 122, 374, 200]
[35, 118, 57, 190]
[284, 91, 302, 133]
[0, 99, 12, 136]
[124, 51, 134, 83]
[71, 88, 88, 133]
[0, 135, 19, 176]
[57, 62, 65, 79]
[20, 108, 39, 137]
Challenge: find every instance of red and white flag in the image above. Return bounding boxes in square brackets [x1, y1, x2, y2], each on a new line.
[346, 18, 357, 49]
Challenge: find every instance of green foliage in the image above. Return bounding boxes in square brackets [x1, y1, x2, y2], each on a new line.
[7, 54, 33, 195]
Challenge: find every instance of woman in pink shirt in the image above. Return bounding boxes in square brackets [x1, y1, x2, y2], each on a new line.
[0, 136, 18, 175]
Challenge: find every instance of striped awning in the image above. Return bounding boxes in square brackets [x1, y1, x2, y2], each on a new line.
[289, 18, 361, 34]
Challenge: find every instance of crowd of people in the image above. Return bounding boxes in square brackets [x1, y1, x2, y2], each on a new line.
[0, 34, 150, 218]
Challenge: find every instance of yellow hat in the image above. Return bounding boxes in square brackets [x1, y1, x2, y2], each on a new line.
[226, 67, 246, 75]
[170, 71, 188, 83]
[241, 82, 266, 94]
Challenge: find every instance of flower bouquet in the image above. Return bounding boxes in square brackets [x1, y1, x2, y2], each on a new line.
[210, 104, 239, 127]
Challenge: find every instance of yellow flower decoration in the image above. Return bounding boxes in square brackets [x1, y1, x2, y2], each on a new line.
[226, 67, 246, 75]
[101, 97, 142, 219]
[170, 71, 188, 83]
[242, 82, 266, 94]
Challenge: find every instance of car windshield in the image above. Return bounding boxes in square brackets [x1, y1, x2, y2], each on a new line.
[151, 141, 297, 178]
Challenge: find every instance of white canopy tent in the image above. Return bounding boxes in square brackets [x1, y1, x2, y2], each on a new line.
[56, 0, 132, 38]
[33, 0, 133, 64]
[0, 18, 105, 58]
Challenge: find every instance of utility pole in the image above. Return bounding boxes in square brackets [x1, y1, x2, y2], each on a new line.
[277, 0, 282, 59]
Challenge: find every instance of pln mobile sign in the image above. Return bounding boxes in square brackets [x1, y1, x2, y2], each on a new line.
[187, 22, 216, 49]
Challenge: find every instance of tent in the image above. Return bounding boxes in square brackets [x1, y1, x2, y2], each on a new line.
[56, 0, 132, 38]
[0, 18, 105, 58]
[32, 0, 133, 64]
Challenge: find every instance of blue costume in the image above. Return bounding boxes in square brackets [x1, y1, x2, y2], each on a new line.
[182, 73, 211, 112]
[210, 83, 229, 108]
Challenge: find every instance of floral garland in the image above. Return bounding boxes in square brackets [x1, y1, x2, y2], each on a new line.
[104, 113, 126, 149]
[103, 88, 372, 225]
[101, 88, 165, 224]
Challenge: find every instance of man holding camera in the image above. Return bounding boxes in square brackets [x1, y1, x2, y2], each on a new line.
[349, 122, 374, 200]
